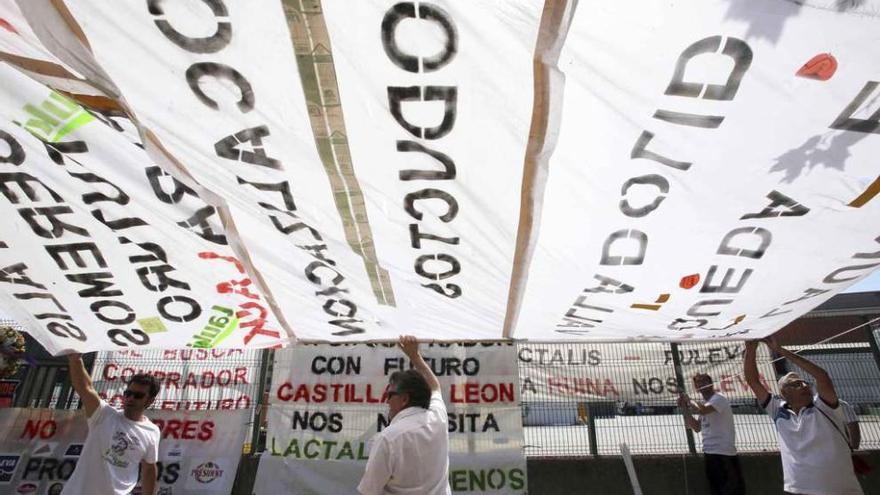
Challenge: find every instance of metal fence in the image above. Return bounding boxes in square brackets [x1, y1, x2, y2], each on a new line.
[6, 336, 880, 458]
[519, 338, 880, 457]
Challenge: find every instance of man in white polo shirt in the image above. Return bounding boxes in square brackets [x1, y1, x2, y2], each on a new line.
[358, 335, 451, 495]
[744, 338, 863, 495]
[678, 373, 744, 495]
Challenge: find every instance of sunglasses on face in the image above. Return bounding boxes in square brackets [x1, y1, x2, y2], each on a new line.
[123, 389, 146, 400]
[783, 380, 809, 390]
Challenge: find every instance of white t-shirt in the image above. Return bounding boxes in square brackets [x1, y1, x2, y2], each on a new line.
[841, 400, 858, 425]
[763, 394, 863, 495]
[62, 401, 160, 495]
[699, 393, 736, 456]
[358, 390, 451, 495]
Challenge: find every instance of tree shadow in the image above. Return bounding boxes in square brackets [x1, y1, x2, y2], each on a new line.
[771, 130, 870, 183]
[771, 83, 878, 183]
[721, 0, 866, 44]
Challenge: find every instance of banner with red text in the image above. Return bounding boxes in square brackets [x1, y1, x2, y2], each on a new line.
[2, 0, 880, 349]
[517, 342, 776, 405]
[91, 349, 263, 411]
[0, 408, 247, 494]
[0, 61, 287, 354]
[253, 343, 527, 494]
[514, 0, 880, 341]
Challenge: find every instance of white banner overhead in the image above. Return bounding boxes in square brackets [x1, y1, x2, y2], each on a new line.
[2, 0, 880, 350]
[0, 64, 287, 354]
[514, 0, 880, 341]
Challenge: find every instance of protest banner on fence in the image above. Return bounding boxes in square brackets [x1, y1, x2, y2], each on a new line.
[517, 342, 777, 404]
[0, 407, 248, 494]
[91, 348, 263, 411]
[0, 380, 18, 408]
[253, 343, 527, 494]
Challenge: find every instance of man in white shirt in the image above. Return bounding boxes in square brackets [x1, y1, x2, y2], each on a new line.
[744, 338, 863, 495]
[840, 400, 861, 450]
[62, 353, 160, 495]
[678, 373, 744, 495]
[358, 335, 451, 495]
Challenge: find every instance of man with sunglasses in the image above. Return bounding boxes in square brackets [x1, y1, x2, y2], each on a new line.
[744, 338, 863, 495]
[61, 353, 161, 495]
[358, 335, 451, 495]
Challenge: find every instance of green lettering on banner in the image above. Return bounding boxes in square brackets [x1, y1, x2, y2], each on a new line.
[20, 92, 94, 142]
[270, 436, 369, 461]
[448, 467, 526, 492]
[187, 305, 237, 348]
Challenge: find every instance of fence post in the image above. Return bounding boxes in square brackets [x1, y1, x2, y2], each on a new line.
[865, 317, 880, 375]
[670, 343, 697, 455]
[587, 404, 599, 456]
[249, 348, 273, 454]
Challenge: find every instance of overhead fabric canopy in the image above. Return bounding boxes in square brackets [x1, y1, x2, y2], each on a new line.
[1, 0, 879, 354]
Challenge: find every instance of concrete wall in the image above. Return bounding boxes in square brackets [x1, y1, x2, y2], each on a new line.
[231, 451, 880, 494]
[528, 452, 880, 495]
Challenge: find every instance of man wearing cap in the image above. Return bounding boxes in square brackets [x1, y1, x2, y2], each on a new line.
[678, 373, 744, 495]
[744, 338, 863, 495]
[358, 335, 451, 495]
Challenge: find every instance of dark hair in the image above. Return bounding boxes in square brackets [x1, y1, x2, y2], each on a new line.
[388, 370, 430, 409]
[128, 373, 161, 398]
[693, 373, 713, 383]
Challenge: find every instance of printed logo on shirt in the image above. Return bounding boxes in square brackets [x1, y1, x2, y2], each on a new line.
[0, 454, 20, 483]
[102, 431, 140, 468]
[191, 461, 223, 483]
[63, 444, 83, 457]
[773, 408, 792, 422]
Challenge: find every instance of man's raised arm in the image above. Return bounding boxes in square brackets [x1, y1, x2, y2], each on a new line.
[66, 353, 101, 417]
[765, 337, 838, 407]
[398, 335, 439, 392]
[743, 341, 770, 405]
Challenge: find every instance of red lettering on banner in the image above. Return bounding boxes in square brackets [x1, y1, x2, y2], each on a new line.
[275, 382, 389, 403]
[237, 301, 282, 345]
[152, 419, 216, 441]
[715, 373, 772, 394]
[199, 251, 284, 347]
[450, 383, 515, 404]
[102, 392, 251, 411]
[546, 376, 620, 398]
[101, 364, 250, 389]
[20, 419, 57, 439]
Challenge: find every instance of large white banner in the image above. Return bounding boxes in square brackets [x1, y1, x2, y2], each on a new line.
[50, 0, 545, 342]
[514, 0, 880, 341]
[0, 63, 287, 354]
[2, 0, 880, 349]
[253, 343, 527, 494]
[0, 408, 248, 495]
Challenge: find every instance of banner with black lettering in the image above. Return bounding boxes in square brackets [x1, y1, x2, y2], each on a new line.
[517, 342, 776, 405]
[0, 408, 248, 495]
[4, 0, 880, 346]
[91, 349, 263, 411]
[514, 0, 880, 340]
[49, 0, 544, 343]
[0, 63, 287, 354]
[253, 344, 527, 494]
